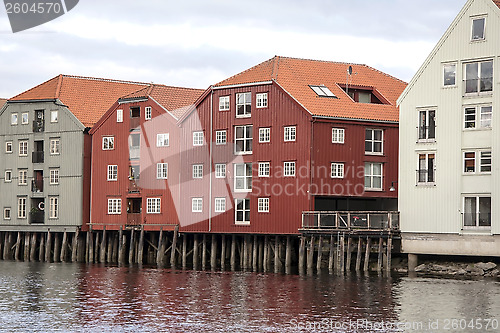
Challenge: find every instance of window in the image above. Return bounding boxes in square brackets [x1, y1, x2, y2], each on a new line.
[5, 170, 12, 183]
[215, 197, 226, 213]
[192, 198, 202, 213]
[116, 109, 123, 123]
[332, 128, 345, 143]
[235, 198, 250, 224]
[464, 105, 492, 129]
[18, 169, 27, 185]
[19, 140, 28, 156]
[471, 17, 485, 41]
[3, 208, 11, 220]
[107, 198, 121, 215]
[259, 127, 270, 143]
[102, 137, 114, 150]
[464, 196, 490, 227]
[235, 125, 253, 154]
[464, 152, 476, 173]
[216, 130, 227, 145]
[219, 96, 230, 111]
[157, 163, 168, 179]
[417, 153, 435, 183]
[50, 168, 59, 185]
[107, 165, 118, 181]
[234, 163, 252, 191]
[193, 131, 204, 146]
[443, 63, 456, 86]
[192, 164, 203, 179]
[11, 113, 18, 125]
[145, 107, 152, 120]
[418, 110, 436, 140]
[480, 151, 492, 172]
[258, 162, 270, 177]
[309, 85, 336, 97]
[331, 163, 344, 178]
[21, 112, 28, 124]
[5, 141, 12, 153]
[464, 60, 493, 94]
[50, 110, 58, 123]
[256, 93, 268, 108]
[215, 164, 226, 178]
[284, 126, 296, 142]
[284, 161, 296, 177]
[17, 197, 26, 219]
[49, 197, 58, 219]
[147, 198, 161, 214]
[50, 138, 60, 155]
[365, 129, 383, 154]
[365, 162, 382, 190]
[157, 133, 169, 147]
[464, 150, 491, 173]
[258, 198, 269, 213]
[236, 92, 251, 117]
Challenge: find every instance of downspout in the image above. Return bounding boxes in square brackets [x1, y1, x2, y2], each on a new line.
[310, 117, 315, 211]
[209, 88, 214, 232]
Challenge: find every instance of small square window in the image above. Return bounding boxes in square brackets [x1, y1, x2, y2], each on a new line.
[50, 138, 60, 155]
[215, 197, 226, 213]
[11, 113, 18, 125]
[19, 141, 28, 156]
[259, 128, 270, 143]
[192, 198, 203, 212]
[145, 107, 152, 120]
[3, 208, 11, 220]
[258, 198, 269, 212]
[49, 197, 59, 219]
[215, 164, 226, 178]
[219, 96, 230, 111]
[216, 130, 227, 145]
[284, 126, 296, 142]
[332, 128, 345, 143]
[471, 17, 485, 41]
[107, 198, 122, 215]
[284, 161, 295, 177]
[147, 198, 161, 214]
[4, 170, 12, 183]
[51, 110, 58, 123]
[102, 137, 114, 150]
[5, 141, 12, 153]
[256, 93, 268, 108]
[157, 133, 169, 147]
[443, 64, 456, 86]
[116, 109, 123, 123]
[21, 112, 29, 124]
[107, 165, 118, 181]
[258, 162, 270, 177]
[236, 92, 251, 117]
[193, 164, 203, 179]
[331, 163, 344, 178]
[50, 168, 59, 185]
[193, 132, 204, 146]
[156, 163, 168, 179]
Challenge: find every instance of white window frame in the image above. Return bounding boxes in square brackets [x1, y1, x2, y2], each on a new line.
[258, 162, 270, 177]
[309, 85, 336, 97]
[215, 130, 227, 145]
[331, 163, 344, 179]
[235, 198, 250, 225]
[332, 128, 345, 144]
[18, 169, 27, 185]
[107, 165, 118, 181]
[5, 141, 12, 154]
[234, 163, 252, 192]
[17, 197, 26, 219]
[193, 131, 204, 146]
[418, 109, 436, 141]
[49, 196, 58, 219]
[3, 207, 11, 220]
[192, 198, 203, 213]
[50, 168, 59, 185]
[256, 93, 268, 108]
[215, 197, 226, 213]
[464, 105, 492, 129]
[4, 170, 12, 183]
[219, 96, 230, 111]
[157, 133, 170, 147]
[19, 140, 28, 156]
[258, 198, 269, 213]
[50, 110, 58, 123]
[471, 16, 486, 41]
[284, 126, 296, 142]
[364, 162, 383, 191]
[156, 163, 168, 179]
[107, 198, 122, 215]
[443, 63, 457, 87]
[417, 153, 436, 184]
[192, 164, 203, 179]
[215, 164, 226, 178]
[50, 138, 60, 155]
[102, 136, 114, 150]
[21, 112, 29, 125]
[259, 127, 270, 143]
[11, 113, 18, 125]
[236, 92, 252, 118]
[463, 195, 491, 228]
[147, 198, 161, 214]
[463, 150, 491, 174]
[145, 106, 152, 120]
[116, 109, 123, 123]
[234, 125, 253, 154]
[365, 129, 383, 155]
[284, 161, 296, 177]
[464, 60, 493, 94]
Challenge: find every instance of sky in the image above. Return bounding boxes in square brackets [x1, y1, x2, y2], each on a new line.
[0, 0, 466, 98]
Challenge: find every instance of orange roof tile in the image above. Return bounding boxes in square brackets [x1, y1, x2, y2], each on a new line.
[493, 0, 500, 9]
[10, 75, 148, 127]
[0, 98, 7, 108]
[216, 56, 407, 122]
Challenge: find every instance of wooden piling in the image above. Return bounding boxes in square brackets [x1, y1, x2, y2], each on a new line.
[252, 236, 258, 271]
[24, 233, 30, 261]
[263, 236, 269, 272]
[316, 235, 323, 271]
[258, 237, 264, 271]
[118, 227, 124, 264]
[386, 238, 392, 272]
[328, 234, 334, 272]
[363, 237, 371, 272]
[285, 236, 292, 274]
[45, 231, 52, 262]
[60, 230, 68, 262]
[220, 235, 226, 270]
[170, 227, 178, 267]
[230, 234, 236, 271]
[94, 232, 100, 263]
[53, 233, 61, 263]
[355, 237, 362, 271]
[38, 233, 45, 262]
[298, 236, 305, 274]
[138, 227, 145, 265]
[107, 233, 114, 263]
[128, 229, 135, 264]
[72, 229, 79, 262]
[99, 229, 106, 263]
[201, 234, 207, 270]
[30, 233, 37, 261]
[339, 234, 345, 273]
[3, 233, 8, 260]
[14, 232, 21, 261]
[307, 235, 314, 271]
[274, 236, 280, 273]
[346, 236, 352, 272]
[242, 236, 248, 270]
[182, 235, 188, 269]
[377, 237, 383, 271]
[193, 234, 199, 269]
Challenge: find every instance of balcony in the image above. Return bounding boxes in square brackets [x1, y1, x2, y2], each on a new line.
[130, 117, 140, 131]
[129, 147, 140, 160]
[127, 213, 141, 226]
[33, 120, 45, 133]
[30, 210, 44, 224]
[128, 179, 140, 193]
[32, 151, 44, 163]
[31, 179, 44, 193]
[301, 211, 399, 232]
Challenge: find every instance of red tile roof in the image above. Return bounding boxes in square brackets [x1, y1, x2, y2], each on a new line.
[0, 98, 6, 108]
[493, 0, 500, 9]
[215, 56, 407, 122]
[9, 75, 149, 127]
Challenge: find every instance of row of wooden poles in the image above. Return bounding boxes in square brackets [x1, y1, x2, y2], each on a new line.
[0, 228, 393, 274]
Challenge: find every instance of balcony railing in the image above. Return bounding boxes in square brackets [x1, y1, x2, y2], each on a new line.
[128, 179, 140, 193]
[416, 169, 435, 184]
[30, 211, 44, 224]
[127, 213, 141, 226]
[33, 120, 45, 132]
[32, 151, 44, 163]
[301, 211, 399, 231]
[418, 126, 436, 141]
[31, 179, 43, 193]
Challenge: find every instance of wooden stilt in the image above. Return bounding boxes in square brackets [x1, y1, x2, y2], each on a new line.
[182, 235, 187, 269]
[221, 235, 226, 270]
[99, 228, 107, 263]
[377, 237, 383, 272]
[363, 237, 371, 272]
[258, 237, 264, 271]
[328, 234, 334, 273]
[60, 230, 68, 262]
[298, 236, 305, 275]
[285, 236, 292, 274]
[3, 233, 8, 260]
[201, 234, 207, 270]
[274, 236, 280, 273]
[346, 236, 353, 272]
[107, 233, 114, 263]
[138, 227, 144, 265]
[263, 236, 269, 272]
[316, 235, 323, 272]
[210, 234, 217, 270]
[156, 229, 163, 266]
[252, 236, 258, 271]
[53, 233, 61, 263]
[94, 232, 100, 263]
[128, 229, 135, 264]
[85, 231, 90, 263]
[355, 237, 362, 271]
[30, 233, 37, 262]
[340, 234, 345, 273]
[170, 226, 178, 268]
[38, 233, 45, 262]
[14, 232, 21, 261]
[230, 234, 236, 271]
[89, 231, 95, 263]
[45, 231, 52, 262]
[118, 227, 124, 264]
[77, 233, 86, 262]
[242, 236, 248, 270]
[386, 238, 392, 273]
[307, 235, 314, 272]
[193, 234, 199, 269]
[72, 229, 79, 262]
[24, 232, 30, 261]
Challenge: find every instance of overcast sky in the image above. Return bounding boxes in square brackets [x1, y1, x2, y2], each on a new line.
[0, 0, 465, 98]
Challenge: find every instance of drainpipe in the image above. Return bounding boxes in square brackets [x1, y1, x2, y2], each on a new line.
[209, 88, 214, 232]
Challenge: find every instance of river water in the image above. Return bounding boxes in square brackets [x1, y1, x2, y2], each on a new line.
[0, 261, 499, 332]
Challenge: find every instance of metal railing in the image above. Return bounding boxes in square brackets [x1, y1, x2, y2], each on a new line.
[418, 125, 435, 140]
[416, 169, 435, 184]
[127, 213, 141, 226]
[31, 179, 43, 193]
[32, 151, 44, 163]
[301, 211, 399, 231]
[33, 120, 44, 132]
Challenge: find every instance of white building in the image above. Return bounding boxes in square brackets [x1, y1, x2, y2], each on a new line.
[398, 0, 500, 257]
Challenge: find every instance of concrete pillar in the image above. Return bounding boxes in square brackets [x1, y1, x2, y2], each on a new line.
[408, 253, 418, 272]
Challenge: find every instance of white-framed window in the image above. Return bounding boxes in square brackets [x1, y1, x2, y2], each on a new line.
[49, 168, 59, 185]
[193, 131, 204, 146]
[443, 63, 456, 87]
[464, 60, 493, 94]
[157, 133, 169, 147]
[235, 198, 250, 224]
[107, 198, 121, 215]
[471, 16, 486, 41]
[259, 127, 270, 143]
[258, 162, 270, 177]
[284, 161, 296, 177]
[236, 92, 251, 117]
[11, 113, 18, 125]
[332, 128, 345, 143]
[284, 126, 296, 142]
[235, 125, 253, 154]
[365, 129, 383, 154]
[463, 150, 491, 174]
[147, 198, 161, 214]
[464, 196, 491, 228]
[17, 197, 26, 219]
[19, 140, 28, 156]
[258, 197, 269, 213]
[49, 196, 58, 219]
[18, 169, 27, 185]
[418, 110, 436, 140]
[331, 163, 344, 178]
[145, 107, 152, 120]
[364, 162, 383, 190]
[219, 96, 230, 111]
[215, 197, 226, 213]
[3, 208, 11, 220]
[107, 165, 118, 181]
[464, 105, 492, 129]
[192, 198, 202, 213]
[417, 153, 435, 184]
[21, 112, 28, 124]
[480, 151, 492, 173]
[50, 138, 60, 155]
[234, 163, 252, 192]
[116, 109, 123, 123]
[4, 170, 12, 183]
[215, 164, 226, 178]
[192, 164, 203, 179]
[157, 163, 168, 179]
[464, 152, 476, 173]
[50, 110, 58, 123]
[309, 85, 336, 97]
[256, 93, 268, 108]
[5, 141, 12, 153]
[102, 136, 114, 150]
[216, 130, 227, 145]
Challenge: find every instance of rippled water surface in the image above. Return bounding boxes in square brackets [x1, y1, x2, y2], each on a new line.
[0, 261, 499, 332]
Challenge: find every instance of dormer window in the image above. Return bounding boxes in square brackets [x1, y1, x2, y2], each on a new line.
[471, 17, 485, 41]
[309, 85, 336, 98]
[338, 84, 389, 104]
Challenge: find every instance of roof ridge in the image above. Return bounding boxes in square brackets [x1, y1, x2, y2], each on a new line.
[362, 64, 408, 85]
[60, 74, 149, 86]
[277, 55, 367, 67]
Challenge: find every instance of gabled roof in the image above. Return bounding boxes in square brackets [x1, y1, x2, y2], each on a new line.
[9, 75, 148, 127]
[215, 56, 407, 122]
[0, 98, 6, 108]
[494, 0, 500, 8]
